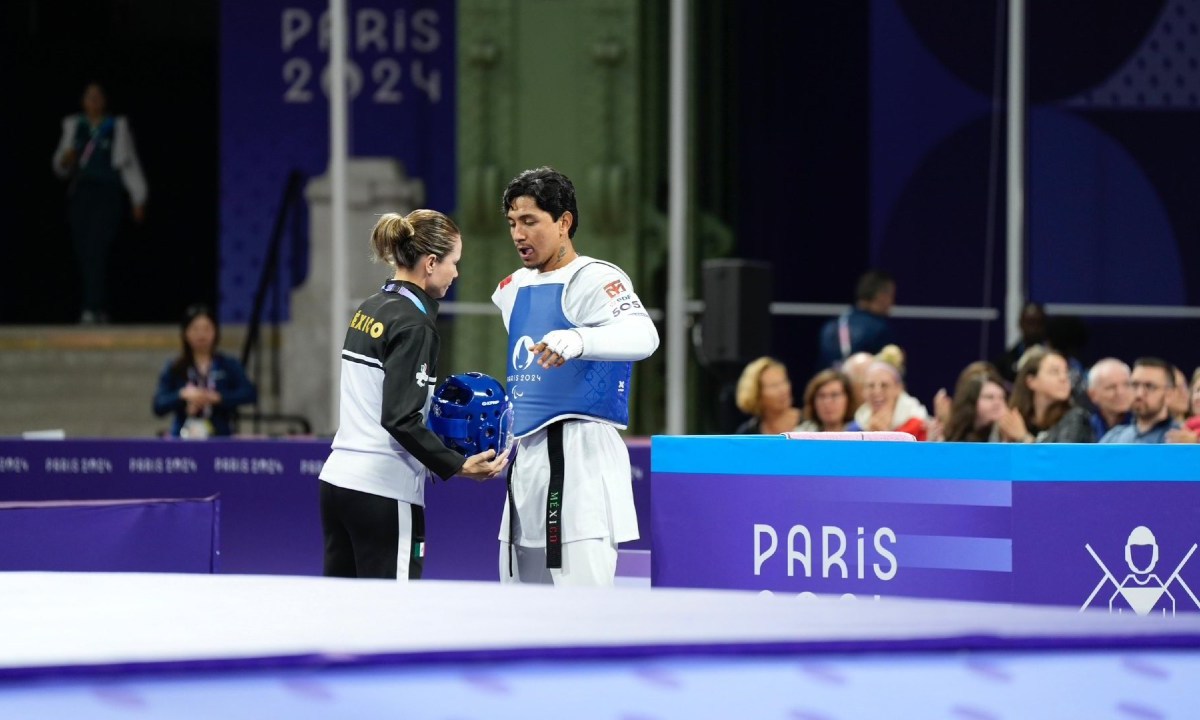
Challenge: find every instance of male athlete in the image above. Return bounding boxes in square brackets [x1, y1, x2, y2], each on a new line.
[492, 166, 659, 586]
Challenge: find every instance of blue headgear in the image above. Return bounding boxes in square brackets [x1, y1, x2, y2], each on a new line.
[428, 372, 513, 456]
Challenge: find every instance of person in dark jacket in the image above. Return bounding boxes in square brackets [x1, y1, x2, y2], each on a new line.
[999, 346, 1093, 443]
[817, 269, 897, 370]
[153, 304, 257, 438]
[318, 210, 508, 581]
[992, 302, 1046, 383]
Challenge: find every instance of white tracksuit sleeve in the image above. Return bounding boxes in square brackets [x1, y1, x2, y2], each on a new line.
[52, 116, 75, 179]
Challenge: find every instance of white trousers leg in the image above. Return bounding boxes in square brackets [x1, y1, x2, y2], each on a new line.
[498, 538, 618, 587]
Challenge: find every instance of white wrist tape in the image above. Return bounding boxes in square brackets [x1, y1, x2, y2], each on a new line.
[537, 329, 584, 360]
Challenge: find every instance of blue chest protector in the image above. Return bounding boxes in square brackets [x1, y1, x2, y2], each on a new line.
[507, 281, 632, 437]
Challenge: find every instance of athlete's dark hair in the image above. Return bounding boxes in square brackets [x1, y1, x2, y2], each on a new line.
[1133, 357, 1175, 388]
[501, 166, 579, 238]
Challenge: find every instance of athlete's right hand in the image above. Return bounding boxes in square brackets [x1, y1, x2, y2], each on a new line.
[530, 329, 584, 368]
[459, 447, 510, 481]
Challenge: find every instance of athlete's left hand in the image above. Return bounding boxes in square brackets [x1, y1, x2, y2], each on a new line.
[530, 330, 583, 368]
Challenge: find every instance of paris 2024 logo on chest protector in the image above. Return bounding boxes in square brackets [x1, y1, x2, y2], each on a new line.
[1081, 526, 1199, 616]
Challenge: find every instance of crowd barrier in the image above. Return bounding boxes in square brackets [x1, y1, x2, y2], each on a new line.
[0, 438, 650, 579]
[651, 436, 1200, 614]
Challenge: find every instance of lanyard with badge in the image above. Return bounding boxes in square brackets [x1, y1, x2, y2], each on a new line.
[381, 280, 427, 314]
[78, 117, 114, 169]
[181, 364, 217, 439]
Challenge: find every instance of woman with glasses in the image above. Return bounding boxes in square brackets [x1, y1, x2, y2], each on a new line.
[796, 369, 855, 433]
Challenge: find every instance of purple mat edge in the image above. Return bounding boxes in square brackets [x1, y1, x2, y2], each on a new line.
[3, 632, 1200, 684]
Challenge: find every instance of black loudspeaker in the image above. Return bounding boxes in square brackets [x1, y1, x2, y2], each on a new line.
[701, 259, 773, 365]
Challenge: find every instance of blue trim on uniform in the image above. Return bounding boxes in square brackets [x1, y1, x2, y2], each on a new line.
[650, 436, 1200, 482]
[381, 280, 427, 315]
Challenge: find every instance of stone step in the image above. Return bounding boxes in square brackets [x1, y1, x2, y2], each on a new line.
[0, 325, 279, 439]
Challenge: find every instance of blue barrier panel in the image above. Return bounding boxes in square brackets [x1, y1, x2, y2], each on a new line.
[651, 436, 1200, 614]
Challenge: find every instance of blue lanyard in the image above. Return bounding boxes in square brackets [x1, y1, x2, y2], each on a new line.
[381, 280, 427, 315]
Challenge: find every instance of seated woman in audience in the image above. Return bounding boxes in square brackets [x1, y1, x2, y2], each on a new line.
[796, 369, 855, 433]
[1191, 368, 1200, 432]
[847, 345, 929, 440]
[940, 368, 1009, 442]
[931, 360, 1003, 433]
[153, 304, 258, 438]
[1000, 346, 1091, 443]
[1167, 366, 1191, 424]
[733, 356, 801, 434]
[1167, 368, 1200, 443]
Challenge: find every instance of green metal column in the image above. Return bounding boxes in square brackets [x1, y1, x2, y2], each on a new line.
[451, 0, 669, 433]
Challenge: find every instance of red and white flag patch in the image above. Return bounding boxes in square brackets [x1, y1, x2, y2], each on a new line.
[603, 279, 626, 298]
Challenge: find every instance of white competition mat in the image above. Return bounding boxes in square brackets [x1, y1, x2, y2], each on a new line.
[2, 572, 1199, 718]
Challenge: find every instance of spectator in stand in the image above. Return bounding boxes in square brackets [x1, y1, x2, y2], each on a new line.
[940, 367, 1009, 443]
[1166, 368, 1200, 443]
[839, 351, 874, 408]
[847, 345, 929, 440]
[1086, 358, 1133, 442]
[733, 357, 801, 434]
[1045, 315, 1091, 410]
[1100, 358, 1181, 444]
[1167, 366, 1191, 424]
[992, 302, 1046, 383]
[1000, 346, 1092, 443]
[153, 304, 257, 438]
[931, 360, 1004, 438]
[817, 270, 897, 369]
[52, 82, 147, 325]
[796, 369, 855, 433]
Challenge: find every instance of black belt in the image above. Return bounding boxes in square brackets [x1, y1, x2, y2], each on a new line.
[506, 460, 517, 577]
[545, 421, 565, 569]
[505, 420, 567, 575]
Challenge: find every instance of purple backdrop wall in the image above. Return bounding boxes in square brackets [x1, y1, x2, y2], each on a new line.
[0, 438, 650, 580]
[219, 0, 457, 323]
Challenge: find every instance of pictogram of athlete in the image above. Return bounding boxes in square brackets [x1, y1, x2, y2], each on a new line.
[1081, 526, 1199, 616]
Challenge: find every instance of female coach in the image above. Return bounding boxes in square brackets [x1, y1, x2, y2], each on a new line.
[319, 210, 508, 580]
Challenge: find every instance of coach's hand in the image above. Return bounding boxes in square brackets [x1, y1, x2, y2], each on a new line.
[530, 329, 584, 368]
[459, 447, 510, 481]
